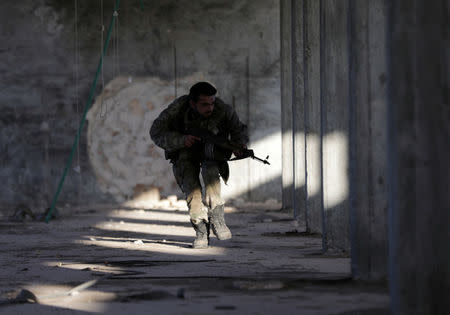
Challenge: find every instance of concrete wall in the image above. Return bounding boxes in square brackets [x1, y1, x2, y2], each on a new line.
[388, 0, 450, 313]
[281, 3, 450, 312]
[304, 0, 322, 235]
[280, 0, 295, 212]
[320, 0, 351, 252]
[280, 0, 308, 219]
[281, 0, 388, 263]
[0, 0, 281, 209]
[349, 0, 389, 280]
[281, 0, 355, 252]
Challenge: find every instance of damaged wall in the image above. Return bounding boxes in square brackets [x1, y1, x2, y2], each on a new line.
[0, 0, 281, 208]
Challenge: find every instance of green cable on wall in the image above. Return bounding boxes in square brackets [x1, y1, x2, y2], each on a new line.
[45, 0, 121, 222]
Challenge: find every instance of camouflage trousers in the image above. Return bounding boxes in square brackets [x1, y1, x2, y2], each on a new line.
[172, 156, 224, 224]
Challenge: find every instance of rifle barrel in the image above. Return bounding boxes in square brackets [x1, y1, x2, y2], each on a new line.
[252, 155, 271, 165]
[191, 128, 270, 165]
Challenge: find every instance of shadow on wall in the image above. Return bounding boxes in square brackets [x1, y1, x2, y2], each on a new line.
[282, 131, 348, 208]
[281, 131, 349, 207]
[281, 129, 351, 252]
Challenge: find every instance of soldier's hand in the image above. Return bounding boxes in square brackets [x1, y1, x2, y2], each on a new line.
[184, 135, 201, 148]
[233, 144, 247, 157]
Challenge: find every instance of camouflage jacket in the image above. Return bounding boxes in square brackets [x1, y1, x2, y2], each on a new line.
[150, 95, 248, 161]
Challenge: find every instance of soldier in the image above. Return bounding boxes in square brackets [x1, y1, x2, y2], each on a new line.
[150, 82, 248, 248]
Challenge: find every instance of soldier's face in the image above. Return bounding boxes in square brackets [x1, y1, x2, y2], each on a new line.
[191, 95, 215, 118]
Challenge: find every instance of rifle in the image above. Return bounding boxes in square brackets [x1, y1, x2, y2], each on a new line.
[189, 128, 270, 165]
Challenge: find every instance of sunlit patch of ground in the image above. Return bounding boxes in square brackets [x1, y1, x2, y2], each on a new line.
[0, 199, 388, 314]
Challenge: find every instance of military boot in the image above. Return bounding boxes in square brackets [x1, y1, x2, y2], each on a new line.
[190, 220, 210, 248]
[209, 205, 232, 240]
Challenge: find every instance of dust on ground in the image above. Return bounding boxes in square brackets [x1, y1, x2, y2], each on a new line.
[0, 199, 389, 314]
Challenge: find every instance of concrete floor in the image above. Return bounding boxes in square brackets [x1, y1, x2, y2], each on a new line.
[0, 200, 389, 314]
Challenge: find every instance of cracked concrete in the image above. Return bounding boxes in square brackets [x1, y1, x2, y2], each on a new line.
[0, 201, 388, 314]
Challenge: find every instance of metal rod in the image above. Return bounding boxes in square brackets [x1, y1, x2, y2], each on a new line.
[246, 53, 251, 200]
[45, 0, 122, 222]
[173, 42, 178, 98]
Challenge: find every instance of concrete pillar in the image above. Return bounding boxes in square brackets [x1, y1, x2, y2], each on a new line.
[280, 0, 307, 219]
[349, 0, 389, 280]
[388, 0, 450, 314]
[304, 0, 322, 234]
[280, 0, 295, 212]
[291, 0, 307, 220]
[320, 0, 350, 252]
